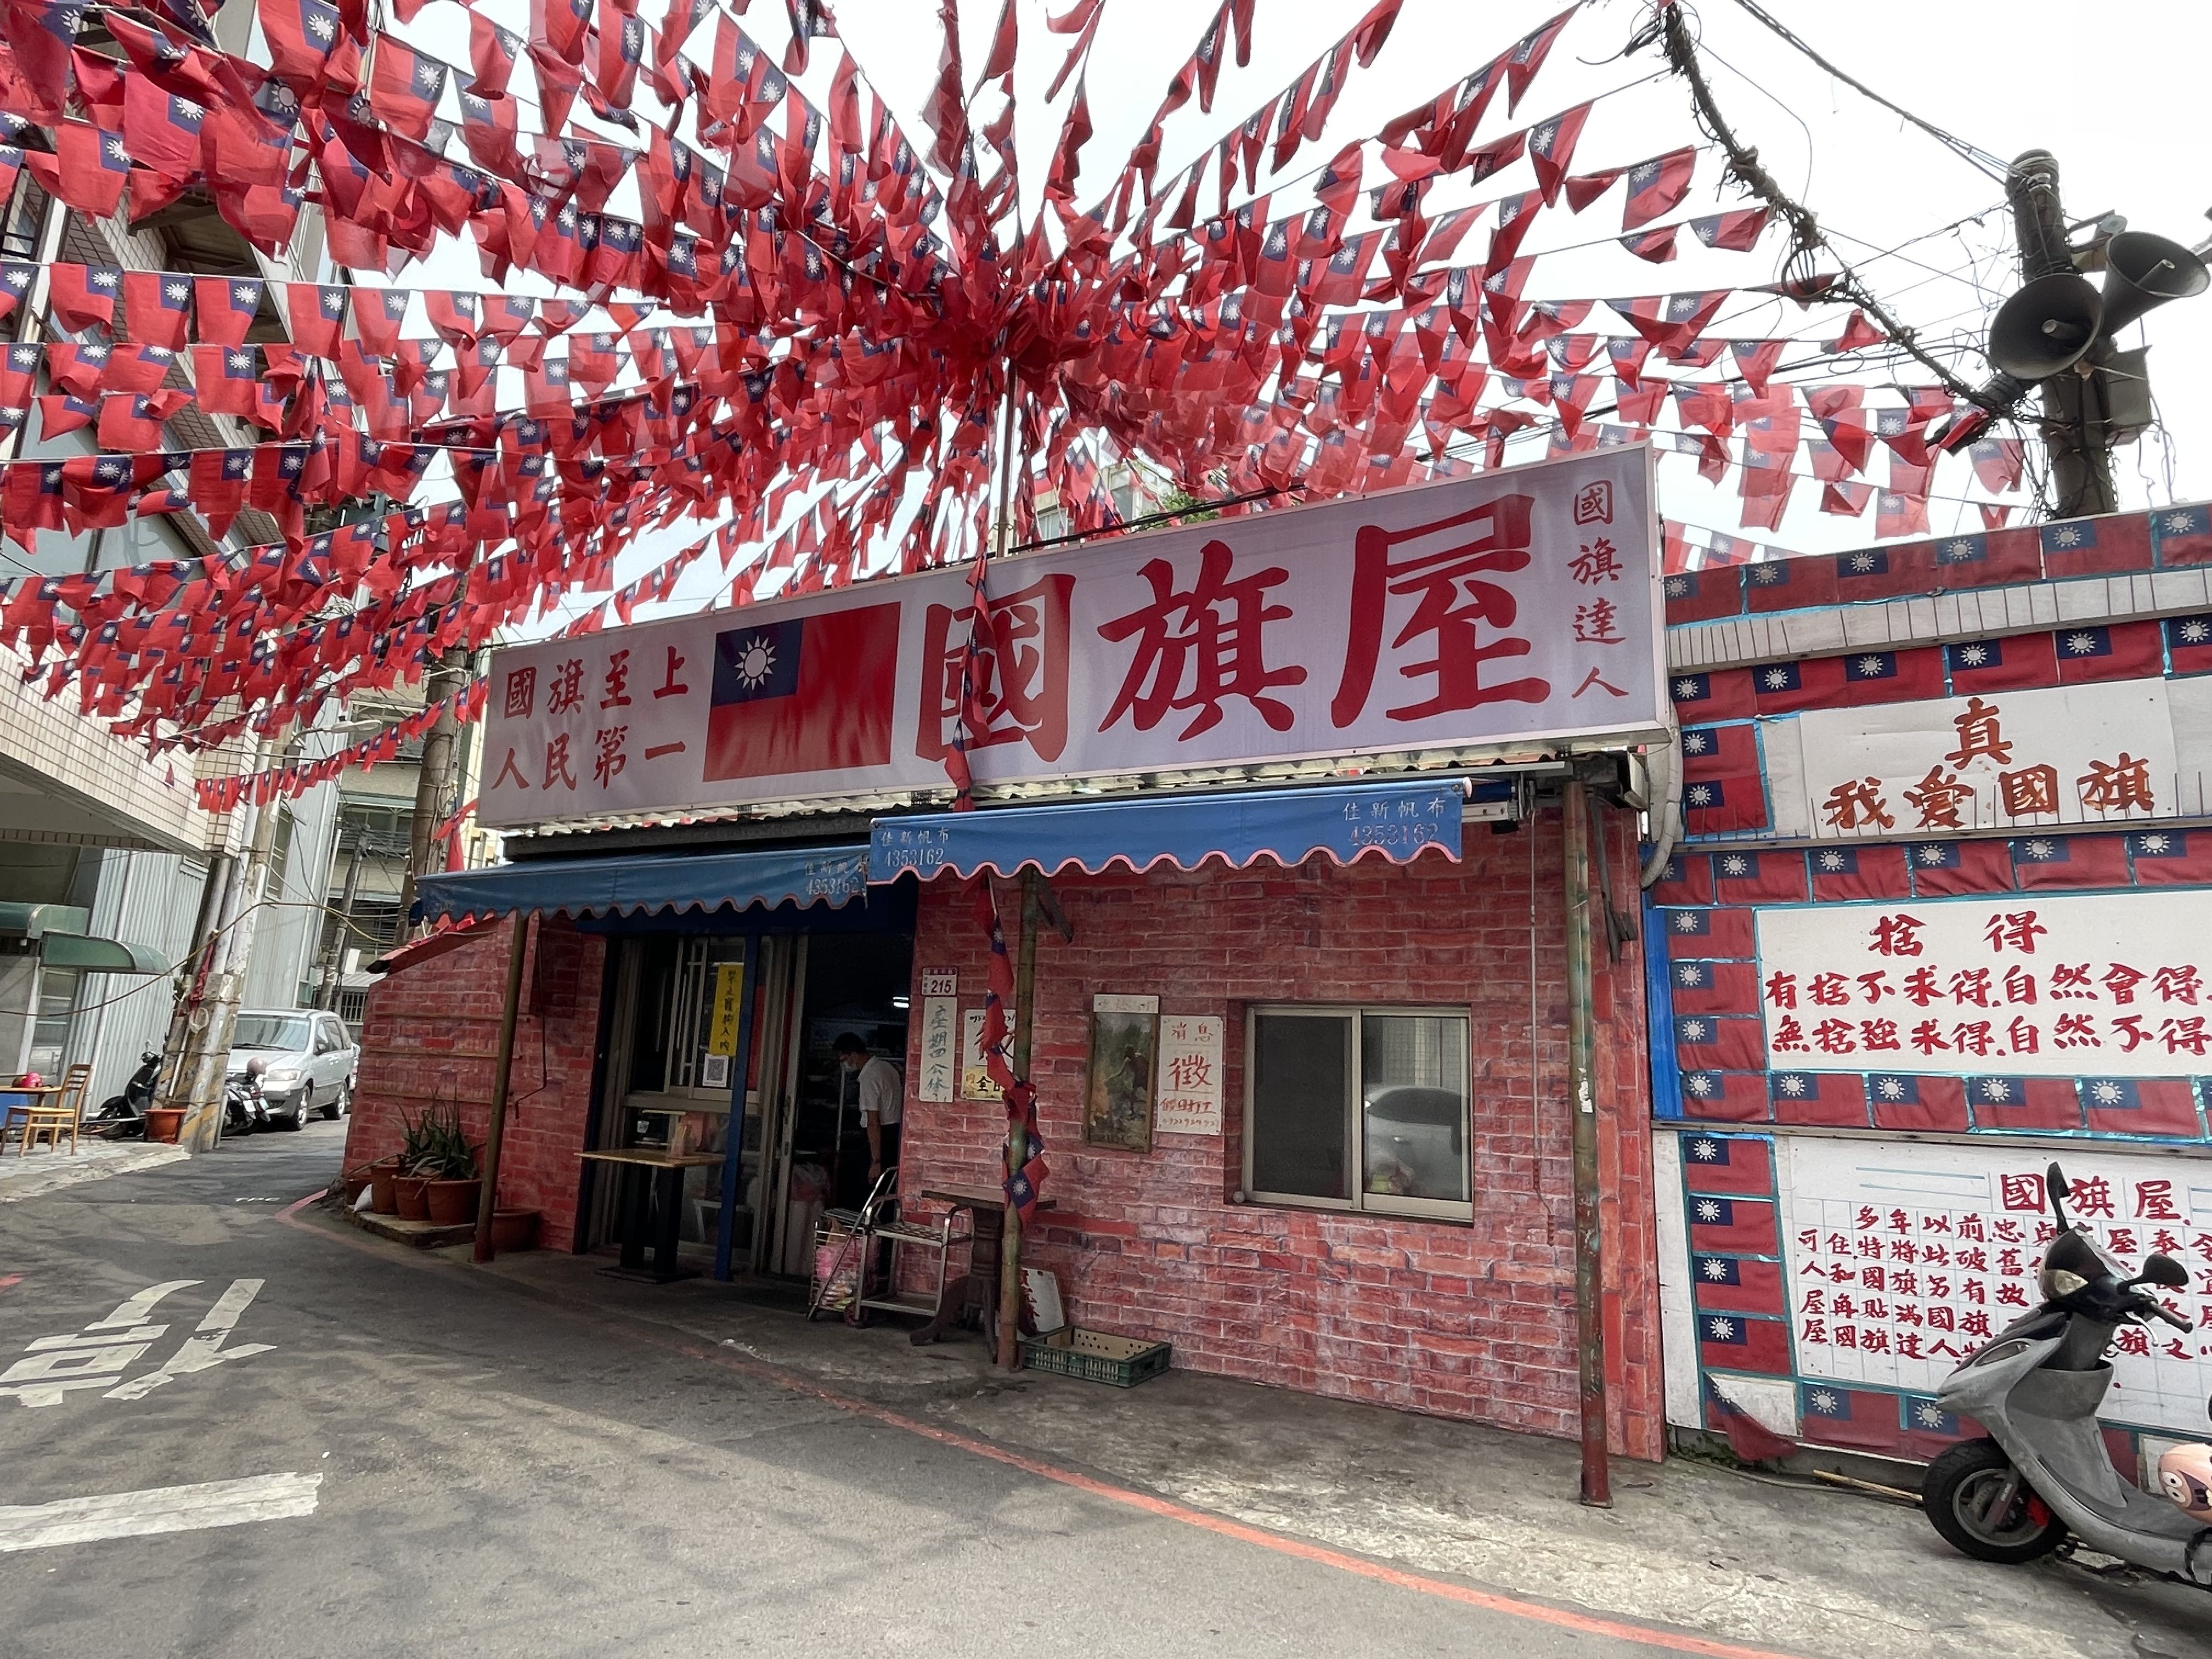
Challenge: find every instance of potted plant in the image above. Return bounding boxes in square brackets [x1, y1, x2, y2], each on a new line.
[392, 1109, 437, 1221]
[416, 1103, 483, 1226]
[143, 1104, 187, 1143]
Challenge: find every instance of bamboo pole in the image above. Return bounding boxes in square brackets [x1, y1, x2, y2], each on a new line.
[471, 911, 532, 1263]
[1565, 780, 1612, 1506]
[996, 871, 1041, 1369]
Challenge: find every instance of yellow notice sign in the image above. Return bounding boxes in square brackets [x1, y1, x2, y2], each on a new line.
[707, 963, 744, 1056]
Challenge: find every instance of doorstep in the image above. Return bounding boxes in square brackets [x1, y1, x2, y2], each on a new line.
[343, 1209, 475, 1250]
[310, 1212, 2204, 1659]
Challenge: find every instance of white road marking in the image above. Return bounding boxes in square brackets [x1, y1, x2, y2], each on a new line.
[0, 1474, 320, 1552]
[88, 1280, 198, 1329]
[105, 1281, 271, 1400]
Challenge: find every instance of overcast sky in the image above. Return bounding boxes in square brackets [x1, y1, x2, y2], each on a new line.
[380, 0, 2212, 616]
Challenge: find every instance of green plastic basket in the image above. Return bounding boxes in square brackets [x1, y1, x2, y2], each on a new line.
[1019, 1327, 1172, 1388]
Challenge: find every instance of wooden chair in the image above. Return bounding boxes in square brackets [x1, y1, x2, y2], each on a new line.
[20, 1063, 92, 1156]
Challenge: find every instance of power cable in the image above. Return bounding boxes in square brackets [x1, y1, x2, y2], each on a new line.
[1718, 0, 2013, 183]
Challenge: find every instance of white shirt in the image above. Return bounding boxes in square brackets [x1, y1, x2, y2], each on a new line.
[856, 1055, 903, 1127]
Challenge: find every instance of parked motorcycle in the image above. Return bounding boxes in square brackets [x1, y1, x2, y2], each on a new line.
[1924, 1160, 2212, 1587]
[89, 1050, 163, 1137]
[89, 1057, 163, 1141]
[223, 1059, 271, 1136]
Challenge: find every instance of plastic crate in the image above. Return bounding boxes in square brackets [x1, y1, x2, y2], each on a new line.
[1019, 1327, 1172, 1388]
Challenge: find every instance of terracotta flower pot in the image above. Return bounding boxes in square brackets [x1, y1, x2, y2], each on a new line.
[143, 1107, 185, 1144]
[488, 1209, 540, 1252]
[369, 1164, 400, 1214]
[392, 1173, 432, 1221]
[425, 1177, 482, 1226]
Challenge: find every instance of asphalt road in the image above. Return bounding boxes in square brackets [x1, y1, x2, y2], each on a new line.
[0, 1128, 1756, 1659]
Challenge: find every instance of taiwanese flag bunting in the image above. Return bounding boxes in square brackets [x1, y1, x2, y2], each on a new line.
[1709, 848, 1808, 902]
[190, 345, 263, 419]
[1501, 5, 1574, 113]
[1691, 208, 1769, 252]
[1622, 146, 1695, 229]
[1832, 540, 1938, 603]
[0, 259, 30, 323]
[1767, 1070, 1870, 1128]
[47, 262, 121, 331]
[1526, 100, 1588, 206]
[2, 460, 63, 549]
[259, 0, 354, 88]
[1933, 526, 2044, 588]
[1805, 844, 1911, 901]
[467, 12, 525, 95]
[369, 34, 448, 142]
[35, 388, 97, 438]
[120, 82, 205, 181]
[1678, 723, 1765, 832]
[193, 274, 263, 345]
[121, 269, 193, 349]
[1697, 1312, 1792, 1377]
[285, 283, 348, 358]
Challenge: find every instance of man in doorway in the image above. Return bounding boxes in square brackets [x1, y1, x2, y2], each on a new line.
[834, 1032, 903, 1189]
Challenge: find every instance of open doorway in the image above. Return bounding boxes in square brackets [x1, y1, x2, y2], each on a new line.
[587, 921, 912, 1278]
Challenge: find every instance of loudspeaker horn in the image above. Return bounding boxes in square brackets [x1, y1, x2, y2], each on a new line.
[2098, 230, 2210, 340]
[1988, 272, 2103, 380]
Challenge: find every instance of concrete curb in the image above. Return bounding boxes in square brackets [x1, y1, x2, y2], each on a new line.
[0, 1144, 189, 1203]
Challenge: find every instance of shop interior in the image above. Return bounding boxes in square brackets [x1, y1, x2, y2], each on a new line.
[581, 900, 912, 1278]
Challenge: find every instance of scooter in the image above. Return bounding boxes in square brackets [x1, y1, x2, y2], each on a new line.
[88, 1051, 163, 1137]
[1925, 1160, 2212, 1587]
[223, 1060, 271, 1136]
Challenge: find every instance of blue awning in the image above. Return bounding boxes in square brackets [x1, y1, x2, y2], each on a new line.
[868, 779, 1471, 882]
[412, 845, 870, 922]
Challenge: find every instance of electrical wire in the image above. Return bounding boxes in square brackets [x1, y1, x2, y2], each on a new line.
[1718, 0, 2013, 183]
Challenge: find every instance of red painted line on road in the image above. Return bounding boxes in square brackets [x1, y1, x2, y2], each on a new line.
[0, 1274, 22, 1294]
[273, 1194, 1803, 1659]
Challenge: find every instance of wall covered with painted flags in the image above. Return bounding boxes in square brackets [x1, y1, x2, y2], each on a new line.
[1649, 522, 2212, 1470]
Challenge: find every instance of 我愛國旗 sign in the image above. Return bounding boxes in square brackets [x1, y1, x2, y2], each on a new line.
[477, 449, 1663, 830]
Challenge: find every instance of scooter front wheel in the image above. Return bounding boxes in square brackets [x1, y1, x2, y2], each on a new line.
[1924, 1439, 2069, 1564]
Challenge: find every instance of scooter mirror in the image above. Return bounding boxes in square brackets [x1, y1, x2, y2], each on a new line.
[2141, 1252, 2190, 1290]
[2047, 1161, 2070, 1229]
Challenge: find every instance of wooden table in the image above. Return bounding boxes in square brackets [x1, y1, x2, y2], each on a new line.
[0, 1086, 67, 1152]
[909, 1185, 1054, 1346]
[579, 1149, 724, 1283]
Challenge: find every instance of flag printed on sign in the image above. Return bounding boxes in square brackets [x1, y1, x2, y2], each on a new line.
[1691, 1254, 1787, 1316]
[1767, 1071, 1870, 1127]
[1679, 1131, 1773, 1194]
[1686, 1193, 1778, 1254]
[1697, 1311, 1792, 1376]
[703, 604, 901, 781]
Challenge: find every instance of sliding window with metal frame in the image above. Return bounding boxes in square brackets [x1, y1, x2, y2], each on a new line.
[1244, 1006, 1472, 1221]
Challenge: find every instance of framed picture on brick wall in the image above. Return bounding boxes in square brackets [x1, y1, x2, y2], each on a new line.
[1085, 994, 1159, 1153]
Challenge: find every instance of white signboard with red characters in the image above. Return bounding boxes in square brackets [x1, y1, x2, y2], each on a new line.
[1778, 1136, 2212, 1434]
[1795, 680, 2191, 837]
[476, 449, 1661, 828]
[1757, 891, 2212, 1078]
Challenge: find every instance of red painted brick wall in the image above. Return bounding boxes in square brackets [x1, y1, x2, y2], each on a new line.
[900, 810, 1665, 1459]
[340, 916, 606, 1252]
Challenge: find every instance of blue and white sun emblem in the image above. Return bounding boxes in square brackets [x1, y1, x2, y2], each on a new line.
[733, 634, 777, 689]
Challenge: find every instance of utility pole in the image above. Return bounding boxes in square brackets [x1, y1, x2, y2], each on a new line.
[2006, 150, 2117, 521]
[168, 732, 289, 1151]
[317, 822, 367, 1011]
[397, 646, 467, 932]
